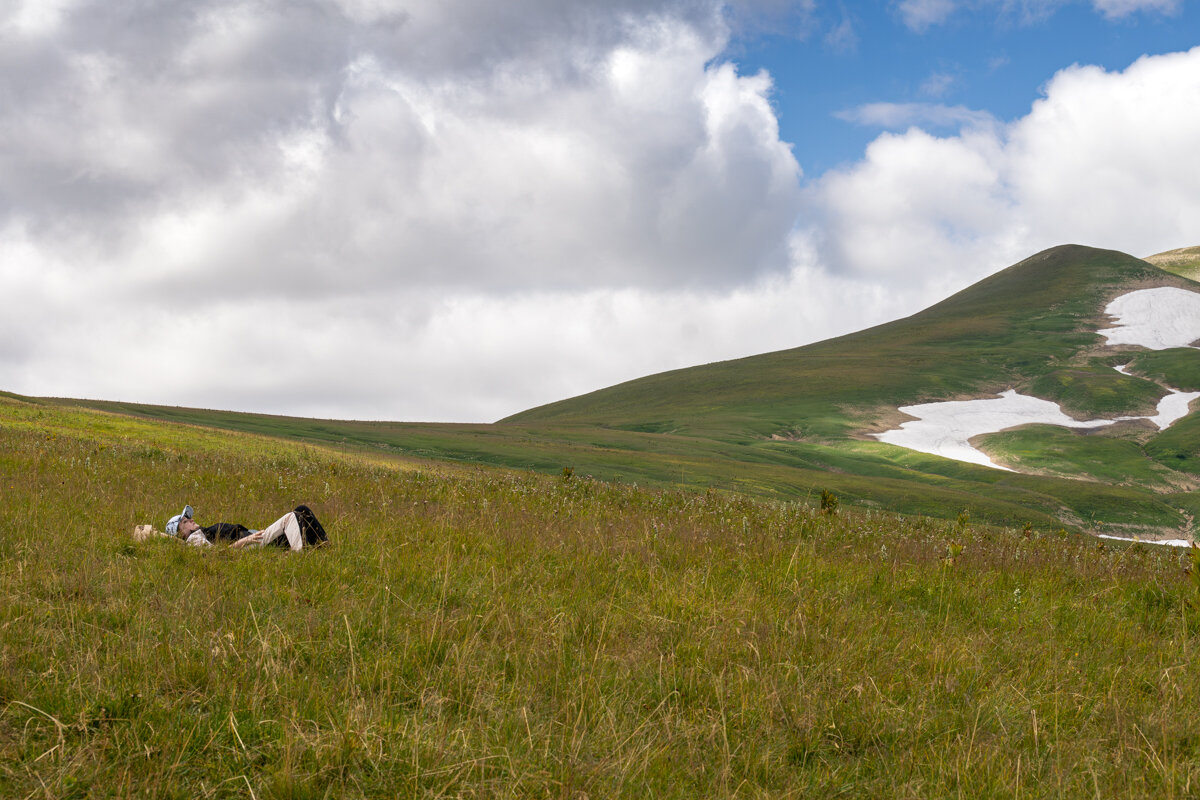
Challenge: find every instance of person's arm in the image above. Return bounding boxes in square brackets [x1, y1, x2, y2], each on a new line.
[230, 530, 265, 549]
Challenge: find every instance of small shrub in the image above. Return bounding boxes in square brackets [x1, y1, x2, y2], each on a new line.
[942, 541, 964, 567]
[819, 489, 838, 515]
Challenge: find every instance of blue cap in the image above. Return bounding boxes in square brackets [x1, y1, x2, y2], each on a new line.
[165, 505, 194, 535]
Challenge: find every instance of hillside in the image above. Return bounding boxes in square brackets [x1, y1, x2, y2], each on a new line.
[504, 245, 1192, 437]
[12, 244, 1200, 538]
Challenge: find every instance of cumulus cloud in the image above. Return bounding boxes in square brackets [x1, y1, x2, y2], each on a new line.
[0, 0, 820, 419]
[0, 0, 800, 298]
[808, 47, 1200, 284]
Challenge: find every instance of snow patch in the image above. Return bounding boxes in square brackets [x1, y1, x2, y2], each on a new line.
[1148, 389, 1200, 430]
[1097, 534, 1192, 549]
[873, 389, 1120, 470]
[1099, 287, 1200, 350]
[872, 287, 1200, 471]
[873, 377, 1196, 469]
[1113, 362, 1197, 430]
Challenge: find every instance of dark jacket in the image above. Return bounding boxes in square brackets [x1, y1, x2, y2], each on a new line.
[200, 522, 254, 543]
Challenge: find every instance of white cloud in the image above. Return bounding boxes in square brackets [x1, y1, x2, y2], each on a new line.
[0, 222, 925, 420]
[808, 47, 1200, 285]
[0, 0, 82, 36]
[0, 0, 820, 420]
[0, 0, 801, 295]
[920, 71, 957, 98]
[896, 0, 959, 31]
[1091, 0, 1180, 18]
[823, 14, 858, 53]
[895, 0, 1178, 31]
[836, 102, 997, 130]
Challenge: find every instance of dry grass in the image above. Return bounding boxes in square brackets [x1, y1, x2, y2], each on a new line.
[1144, 246, 1200, 280]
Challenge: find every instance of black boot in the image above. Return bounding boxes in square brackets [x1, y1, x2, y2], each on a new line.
[293, 505, 329, 546]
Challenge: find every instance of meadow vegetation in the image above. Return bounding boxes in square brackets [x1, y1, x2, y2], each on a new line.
[5, 396, 1200, 797]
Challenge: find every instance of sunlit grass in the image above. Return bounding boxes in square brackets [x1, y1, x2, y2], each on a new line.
[3, 395, 1200, 797]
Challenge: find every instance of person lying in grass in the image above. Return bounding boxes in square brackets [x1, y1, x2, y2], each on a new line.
[164, 504, 329, 551]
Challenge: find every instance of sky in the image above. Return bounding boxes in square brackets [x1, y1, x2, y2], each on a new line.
[1, 0, 1198, 422]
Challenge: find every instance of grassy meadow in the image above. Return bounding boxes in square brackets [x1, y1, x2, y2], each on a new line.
[6, 395, 1200, 797]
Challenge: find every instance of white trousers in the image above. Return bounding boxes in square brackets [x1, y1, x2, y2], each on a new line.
[257, 511, 304, 551]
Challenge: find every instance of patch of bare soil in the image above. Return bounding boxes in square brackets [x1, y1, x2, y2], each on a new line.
[850, 407, 918, 440]
[768, 429, 811, 442]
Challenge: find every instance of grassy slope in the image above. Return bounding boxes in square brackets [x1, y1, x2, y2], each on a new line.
[498, 245, 1200, 533]
[506, 245, 1190, 432]
[30, 389, 1192, 536]
[6, 396, 1200, 797]
[1145, 245, 1200, 281]
[976, 424, 1186, 489]
[15, 246, 1199, 536]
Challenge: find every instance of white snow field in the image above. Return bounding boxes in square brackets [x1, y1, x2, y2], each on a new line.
[873, 390, 1120, 470]
[874, 287, 1200, 470]
[873, 380, 1196, 468]
[1099, 287, 1200, 349]
[1148, 389, 1200, 430]
[1097, 534, 1191, 548]
[1120, 364, 1200, 429]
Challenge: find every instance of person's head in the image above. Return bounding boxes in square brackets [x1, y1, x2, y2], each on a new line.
[177, 517, 200, 538]
[165, 505, 195, 537]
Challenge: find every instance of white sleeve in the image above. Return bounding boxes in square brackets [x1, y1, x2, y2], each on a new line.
[184, 532, 212, 548]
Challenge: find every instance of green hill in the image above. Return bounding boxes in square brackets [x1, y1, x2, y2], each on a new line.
[505, 245, 1191, 435]
[12, 244, 1200, 538]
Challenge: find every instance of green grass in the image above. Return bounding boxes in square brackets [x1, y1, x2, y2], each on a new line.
[977, 424, 1186, 490]
[1128, 350, 1200, 392]
[1026, 366, 1164, 417]
[26, 389, 1195, 538]
[6, 394, 1200, 797]
[1147, 414, 1200, 477]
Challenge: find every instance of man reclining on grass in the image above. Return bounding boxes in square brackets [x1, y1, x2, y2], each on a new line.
[158, 504, 329, 551]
